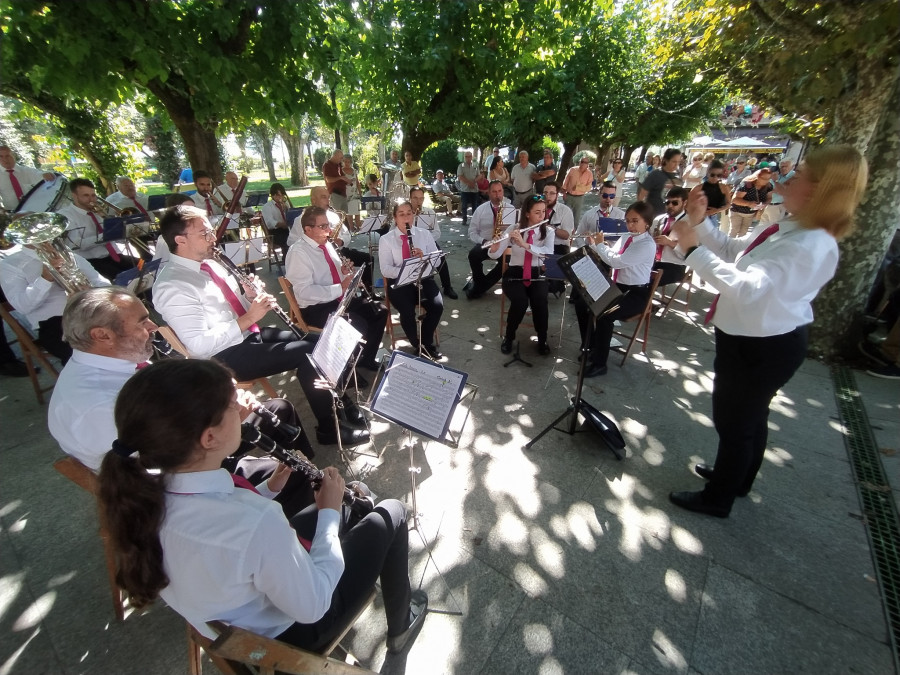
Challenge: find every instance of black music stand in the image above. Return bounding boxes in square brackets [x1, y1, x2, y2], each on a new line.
[524, 245, 627, 459]
[394, 249, 446, 359]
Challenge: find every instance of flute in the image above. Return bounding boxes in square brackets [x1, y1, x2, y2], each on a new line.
[481, 219, 551, 248]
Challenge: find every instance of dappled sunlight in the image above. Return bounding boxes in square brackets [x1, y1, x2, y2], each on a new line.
[490, 510, 531, 556]
[523, 622, 553, 654]
[513, 561, 550, 595]
[12, 591, 56, 631]
[651, 627, 688, 670]
[671, 525, 704, 555]
[641, 435, 667, 466]
[682, 378, 707, 397]
[0, 572, 25, 623]
[805, 397, 826, 409]
[9, 516, 27, 533]
[664, 568, 687, 602]
[548, 502, 604, 552]
[0, 500, 22, 518]
[764, 446, 795, 467]
[529, 528, 566, 580]
[770, 398, 798, 419]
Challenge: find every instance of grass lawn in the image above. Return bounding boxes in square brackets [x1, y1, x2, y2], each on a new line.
[141, 170, 325, 207]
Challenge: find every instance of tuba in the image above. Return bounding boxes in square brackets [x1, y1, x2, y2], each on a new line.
[5, 212, 93, 294]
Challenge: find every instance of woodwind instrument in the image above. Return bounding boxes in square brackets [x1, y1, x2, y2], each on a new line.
[492, 200, 505, 239]
[482, 219, 550, 248]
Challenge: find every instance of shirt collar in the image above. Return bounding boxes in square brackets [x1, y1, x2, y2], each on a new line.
[170, 252, 203, 272]
[302, 232, 329, 249]
[166, 468, 235, 495]
[71, 349, 141, 373]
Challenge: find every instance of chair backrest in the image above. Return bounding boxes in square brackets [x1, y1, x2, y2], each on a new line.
[276, 277, 322, 334]
[0, 301, 60, 403]
[625, 269, 663, 322]
[156, 325, 190, 357]
[53, 455, 99, 494]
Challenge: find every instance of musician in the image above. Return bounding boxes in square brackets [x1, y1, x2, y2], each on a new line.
[575, 201, 656, 377]
[541, 181, 575, 295]
[98, 359, 427, 654]
[152, 205, 369, 447]
[56, 178, 138, 280]
[190, 170, 225, 217]
[488, 195, 554, 355]
[651, 187, 689, 287]
[260, 183, 291, 256]
[401, 150, 422, 187]
[105, 176, 154, 221]
[0, 145, 55, 210]
[217, 171, 250, 210]
[285, 206, 387, 372]
[464, 180, 516, 299]
[152, 194, 194, 264]
[0, 246, 109, 363]
[668, 146, 867, 518]
[573, 182, 626, 246]
[408, 186, 458, 299]
[379, 199, 443, 359]
[322, 149, 351, 213]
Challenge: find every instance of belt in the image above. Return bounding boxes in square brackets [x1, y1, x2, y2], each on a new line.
[617, 282, 649, 291]
[515, 189, 533, 194]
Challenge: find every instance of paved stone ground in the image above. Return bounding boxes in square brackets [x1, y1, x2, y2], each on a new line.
[1, 186, 897, 674]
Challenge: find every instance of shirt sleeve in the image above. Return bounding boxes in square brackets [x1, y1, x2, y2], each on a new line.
[0, 259, 55, 317]
[379, 233, 402, 279]
[285, 245, 341, 307]
[595, 237, 648, 270]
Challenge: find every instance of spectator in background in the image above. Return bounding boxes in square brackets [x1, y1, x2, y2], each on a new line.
[681, 153, 706, 189]
[431, 170, 459, 215]
[532, 148, 557, 196]
[726, 156, 751, 188]
[400, 150, 422, 187]
[638, 148, 683, 216]
[605, 158, 627, 206]
[489, 156, 514, 202]
[729, 167, 774, 237]
[650, 155, 661, 171]
[760, 159, 794, 226]
[692, 159, 732, 225]
[510, 151, 537, 208]
[634, 153, 654, 191]
[456, 150, 480, 225]
[322, 149, 351, 213]
[562, 156, 594, 227]
[476, 170, 490, 205]
[342, 154, 363, 230]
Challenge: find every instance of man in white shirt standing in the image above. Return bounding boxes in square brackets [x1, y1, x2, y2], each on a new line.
[456, 150, 480, 226]
[152, 205, 369, 447]
[651, 187, 690, 286]
[510, 151, 537, 208]
[463, 180, 516, 299]
[0, 145, 55, 210]
[105, 176, 154, 221]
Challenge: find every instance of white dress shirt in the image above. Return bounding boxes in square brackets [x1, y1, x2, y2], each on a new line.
[260, 200, 287, 230]
[488, 224, 555, 266]
[284, 234, 344, 308]
[158, 469, 343, 640]
[105, 191, 153, 219]
[0, 163, 45, 210]
[652, 211, 687, 264]
[56, 204, 110, 260]
[414, 207, 440, 241]
[379, 226, 438, 280]
[217, 182, 250, 208]
[592, 231, 655, 286]
[574, 205, 626, 245]
[47, 350, 137, 471]
[685, 218, 838, 337]
[153, 254, 250, 358]
[287, 209, 350, 248]
[191, 192, 225, 217]
[510, 163, 536, 192]
[0, 248, 109, 328]
[468, 199, 516, 245]
[544, 201, 574, 244]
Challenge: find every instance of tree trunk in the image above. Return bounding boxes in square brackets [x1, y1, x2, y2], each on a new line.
[622, 144, 637, 170]
[280, 128, 302, 186]
[400, 123, 441, 162]
[828, 62, 896, 151]
[808, 76, 900, 360]
[636, 147, 648, 165]
[556, 138, 582, 182]
[253, 126, 277, 182]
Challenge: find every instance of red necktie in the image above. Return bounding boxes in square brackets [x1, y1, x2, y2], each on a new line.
[655, 216, 675, 261]
[278, 203, 286, 225]
[611, 236, 633, 282]
[135, 361, 151, 370]
[401, 233, 411, 259]
[89, 212, 122, 262]
[319, 244, 341, 284]
[231, 473, 261, 495]
[6, 169, 23, 201]
[705, 223, 780, 325]
[200, 261, 260, 333]
[131, 198, 149, 218]
[523, 230, 535, 287]
[205, 197, 213, 216]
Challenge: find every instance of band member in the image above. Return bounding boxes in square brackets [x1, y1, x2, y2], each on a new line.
[575, 201, 656, 377]
[464, 180, 516, 299]
[190, 170, 225, 217]
[541, 181, 574, 295]
[56, 178, 138, 280]
[572, 182, 626, 246]
[217, 171, 250, 210]
[260, 183, 291, 256]
[106, 176, 154, 221]
[0, 145, 55, 210]
[408, 186, 458, 299]
[0, 246, 109, 363]
[379, 199, 443, 359]
[285, 206, 387, 372]
[47, 287, 316, 516]
[152, 205, 369, 447]
[98, 359, 428, 654]
[651, 187, 689, 287]
[488, 195, 554, 355]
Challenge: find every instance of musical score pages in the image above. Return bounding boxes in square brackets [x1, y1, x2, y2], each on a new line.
[571, 254, 611, 302]
[311, 315, 364, 387]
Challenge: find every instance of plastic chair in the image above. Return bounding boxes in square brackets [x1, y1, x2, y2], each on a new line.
[611, 269, 663, 366]
[0, 302, 59, 404]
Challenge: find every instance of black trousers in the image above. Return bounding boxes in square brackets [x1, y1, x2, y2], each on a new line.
[213, 328, 333, 427]
[386, 277, 443, 348]
[652, 261, 687, 287]
[549, 243, 570, 295]
[434, 241, 453, 290]
[703, 326, 809, 507]
[276, 500, 411, 653]
[302, 297, 387, 367]
[86, 255, 139, 282]
[502, 267, 549, 342]
[37, 316, 72, 364]
[460, 192, 479, 224]
[340, 247, 373, 290]
[574, 282, 650, 367]
[467, 244, 502, 296]
[271, 227, 290, 258]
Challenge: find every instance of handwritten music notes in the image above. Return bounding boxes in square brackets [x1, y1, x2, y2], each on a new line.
[370, 351, 468, 441]
[571, 254, 611, 302]
[311, 315, 364, 387]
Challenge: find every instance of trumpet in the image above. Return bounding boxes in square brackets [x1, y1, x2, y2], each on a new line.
[214, 186, 233, 212]
[482, 219, 550, 249]
[203, 189, 226, 212]
[95, 195, 139, 218]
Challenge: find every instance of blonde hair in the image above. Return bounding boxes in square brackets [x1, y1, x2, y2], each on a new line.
[794, 145, 868, 240]
[703, 152, 715, 162]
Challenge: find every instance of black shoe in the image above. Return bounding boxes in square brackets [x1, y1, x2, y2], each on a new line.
[316, 423, 370, 447]
[500, 337, 513, 354]
[537, 342, 550, 356]
[694, 463, 715, 480]
[669, 490, 730, 518]
[357, 359, 381, 372]
[0, 359, 29, 377]
[341, 400, 366, 427]
[585, 362, 608, 377]
[858, 340, 889, 366]
[422, 344, 442, 360]
[443, 287, 458, 300]
[387, 589, 429, 654]
[462, 280, 474, 294]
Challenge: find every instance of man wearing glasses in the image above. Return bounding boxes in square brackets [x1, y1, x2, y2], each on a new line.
[573, 182, 626, 247]
[651, 187, 690, 286]
[561, 156, 594, 225]
[153, 205, 370, 448]
[726, 156, 751, 188]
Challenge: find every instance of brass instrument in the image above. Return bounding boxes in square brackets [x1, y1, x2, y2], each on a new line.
[482, 219, 550, 249]
[95, 195, 138, 218]
[203, 188, 226, 212]
[214, 186, 232, 212]
[5, 212, 93, 293]
[492, 201, 505, 239]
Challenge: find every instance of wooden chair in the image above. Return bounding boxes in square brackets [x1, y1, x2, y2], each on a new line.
[0, 302, 60, 404]
[53, 456, 127, 622]
[611, 269, 663, 366]
[256, 220, 285, 273]
[155, 325, 278, 398]
[383, 288, 439, 351]
[187, 588, 378, 675]
[656, 268, 694, 318]
[276, 277, 323, 336]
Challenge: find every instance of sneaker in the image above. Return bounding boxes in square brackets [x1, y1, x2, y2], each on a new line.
[866, 363, 900, 380]
[386, 589, 428, 654]
[858, 340, 889, 366]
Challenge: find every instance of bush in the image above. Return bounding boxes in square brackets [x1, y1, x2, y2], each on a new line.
[313, 147, 330, 171]
[421, 139, 461, 181]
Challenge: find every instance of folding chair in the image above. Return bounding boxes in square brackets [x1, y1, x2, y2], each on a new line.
[155, 325, 278, 398]
[0, 302, 59, 404]
[276, 277, 324, 336]
[611, 269, 663, 366]
[384, 290, 439, 351]
[656, 268, 694, 318]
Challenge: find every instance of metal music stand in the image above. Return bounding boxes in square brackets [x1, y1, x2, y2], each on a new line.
[358, 213, 387, 290]
[394, 250, 446, 359]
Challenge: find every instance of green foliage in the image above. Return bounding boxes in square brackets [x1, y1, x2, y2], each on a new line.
[421, 140, 462, 180]
[145, 115, 182, 189]
[313, 147, 331, 171]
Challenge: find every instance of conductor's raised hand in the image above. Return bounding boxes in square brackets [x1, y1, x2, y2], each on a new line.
[315, 466, 345, 512]
[685, 189, 708, 226]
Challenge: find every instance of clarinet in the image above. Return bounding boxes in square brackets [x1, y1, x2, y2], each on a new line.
[239, 424, 375, 517]
[248, 403, 302, 447]
[210, 247, 307, 340]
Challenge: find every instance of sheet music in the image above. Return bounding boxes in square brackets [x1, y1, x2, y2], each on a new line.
[371, 352, 468, 440]
[396, 250, 444, 287]
[359, 214, 386, 234]
[415, 213, 436, 231]
[311, 315, 364, 387]
[222, 238, 266, 265]
[571, 255, 610, 302]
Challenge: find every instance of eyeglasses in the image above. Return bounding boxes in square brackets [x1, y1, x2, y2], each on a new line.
[707, 172, 723, 178]
[185, 228, 216, 241]
[665, 200, 682, 206]
[601, 192, 616, 199]
[311, 223, 331, 230]
[530, 195, 545, 202]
